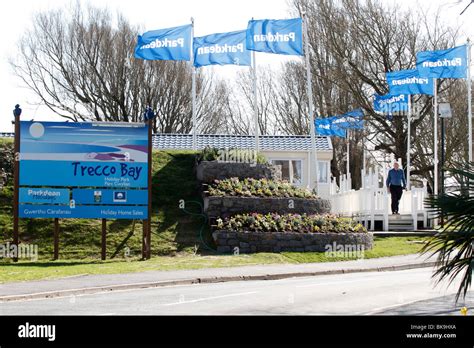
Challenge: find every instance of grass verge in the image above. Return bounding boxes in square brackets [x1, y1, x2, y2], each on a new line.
[0, 236, 429, 283]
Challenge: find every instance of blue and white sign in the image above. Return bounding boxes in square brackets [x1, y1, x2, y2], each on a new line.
[416, 45, 467, 79]
[72, 189, 147, 205]
[315, 109, 364, 138]
[386, 69, 434, 96]
[194, 30, 251, 68]
[373, 94, 409, 113]
[18, 121, 149, 219]
[19, 188, 70, 204]
[19, 205, 148, 219]
[19, 121, 148, 188]
[135, 24, 192, 61]
[246, 18, 303, 56]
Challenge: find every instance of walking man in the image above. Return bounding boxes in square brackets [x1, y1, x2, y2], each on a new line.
[386, 162, 406, 215]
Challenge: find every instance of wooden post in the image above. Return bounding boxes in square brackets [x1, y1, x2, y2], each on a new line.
[101, 218, 107, 260]
[13, 112, 20, 262]
[53, 218, 59, 260]
[142, 117, 153, 260]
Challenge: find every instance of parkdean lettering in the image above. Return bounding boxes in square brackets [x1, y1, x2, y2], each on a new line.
[197, 43, 244, 55]
[140, 37, 184, 50]
[391, 77, 429, 86]
[253, 32, 296, 42]
[422, 57, 462, 68]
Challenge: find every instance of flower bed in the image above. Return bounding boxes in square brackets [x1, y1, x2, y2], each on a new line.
[208, 177, 316, 199]
[216, 213, 366, 233]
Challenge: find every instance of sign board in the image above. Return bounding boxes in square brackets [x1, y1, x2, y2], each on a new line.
[438, 103, 452, 118]
[18, 121, 149, 219]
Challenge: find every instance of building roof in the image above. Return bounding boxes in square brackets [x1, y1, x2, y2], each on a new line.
[153, 134, 332, 152]
[0, 132, 332, 152]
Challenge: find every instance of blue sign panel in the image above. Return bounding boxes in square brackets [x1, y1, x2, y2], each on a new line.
[19, 121, 149, 219]
[19, 205, 148, 219]
[20, 161, 147, 188]
[72, 189, 148, 205]
[19, 188, 70, 204]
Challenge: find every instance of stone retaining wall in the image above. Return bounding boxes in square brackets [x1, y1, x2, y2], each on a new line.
[196, 161, 282, 183]
[204, 196, 331, 218]
[213, 230, 373, 253]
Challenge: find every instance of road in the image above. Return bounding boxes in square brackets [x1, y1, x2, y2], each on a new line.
[1, 268, 472, 315]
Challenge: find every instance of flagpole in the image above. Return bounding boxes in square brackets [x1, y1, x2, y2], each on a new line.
[467, 38, 472, 164]
[191, 17, 197, 151]
[346, 130, 350, 176]
[407, 95, 411, 190]
[251, 18, 259, 153]
[252, 48, 259, 152]
[434, 78, 438, 196]
[303, 13, 318, 193]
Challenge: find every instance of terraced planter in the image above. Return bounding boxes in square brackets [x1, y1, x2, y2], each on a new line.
[204, 195, 331, 218]
[212, 230, 373, 254]
[196, 161, 281, 183]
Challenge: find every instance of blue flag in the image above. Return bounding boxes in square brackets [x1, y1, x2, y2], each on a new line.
[246, 18, 303, 56]
[315, 109, 364, 138]
[331, 109, 364, 130]
[373, 93, 409, 113]
[416, 45, 467, 79]
[135, 24, 192, 61]
[315, 118, 347, 138]
[193, 30, 251, 68]
[386, 69, 434, 96]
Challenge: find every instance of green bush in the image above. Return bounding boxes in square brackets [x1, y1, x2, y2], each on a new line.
[0, 141, 14, 185]
[216, 213, 367, 233]
[208, 177, 317, 198]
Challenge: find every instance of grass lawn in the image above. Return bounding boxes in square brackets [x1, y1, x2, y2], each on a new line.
[0, 236, 429, 283]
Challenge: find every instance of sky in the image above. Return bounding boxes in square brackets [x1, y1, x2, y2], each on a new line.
[0, 0, 473, 131]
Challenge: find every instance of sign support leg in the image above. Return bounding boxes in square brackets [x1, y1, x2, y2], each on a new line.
[53, 218, 59, 260]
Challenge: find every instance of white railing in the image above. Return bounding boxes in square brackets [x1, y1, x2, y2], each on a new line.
[330, 166, 429, 230]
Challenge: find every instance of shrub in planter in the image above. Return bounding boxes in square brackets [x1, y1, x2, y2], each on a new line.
[208, 177, 317, 199]
[216, 213, 367, 233]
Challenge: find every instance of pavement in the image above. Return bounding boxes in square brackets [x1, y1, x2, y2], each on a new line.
[1, 268, 471, 315]
[0, 253, 439, 302]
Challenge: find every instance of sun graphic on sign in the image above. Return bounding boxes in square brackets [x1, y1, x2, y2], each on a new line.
[29, 122, 45, 139]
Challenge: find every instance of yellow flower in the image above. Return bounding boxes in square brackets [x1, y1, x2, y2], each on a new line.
[460, 307, 468, 316]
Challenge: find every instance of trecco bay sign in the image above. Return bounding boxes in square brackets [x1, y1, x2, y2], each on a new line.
[18, 121, 148, 219]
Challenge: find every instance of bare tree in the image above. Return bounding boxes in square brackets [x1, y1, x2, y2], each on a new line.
[11, 3, 229, 133]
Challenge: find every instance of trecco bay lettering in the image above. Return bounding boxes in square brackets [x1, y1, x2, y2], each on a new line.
[253, 32, 296, 42]
[421, 57, 462, 68]
[139, 37, 184, 50]
[72, 162, 142, 180]
[197, 43, 244, 55]
[391, 76, 429, 85]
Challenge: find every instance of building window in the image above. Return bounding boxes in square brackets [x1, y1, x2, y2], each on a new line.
[317, 161, 329, 184]
[272, 160, 302, 185]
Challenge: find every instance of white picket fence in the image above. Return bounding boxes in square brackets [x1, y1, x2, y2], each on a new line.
[329, 166, 429, 230]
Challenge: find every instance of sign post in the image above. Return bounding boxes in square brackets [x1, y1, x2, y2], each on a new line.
[12, 104, 21, 262]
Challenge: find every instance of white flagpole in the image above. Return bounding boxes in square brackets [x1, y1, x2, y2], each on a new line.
[252, 47, 259, 153]
[191, 18, 197, 150]
[467, 38, 472, 164]
[434, 78, 438, 195]
[303, 13, 318, 193]
[407, 95, 411, 190]
[346, 130, 350, 176]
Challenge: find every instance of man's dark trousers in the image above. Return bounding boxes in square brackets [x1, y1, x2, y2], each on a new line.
[390, 185, 403, 213]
